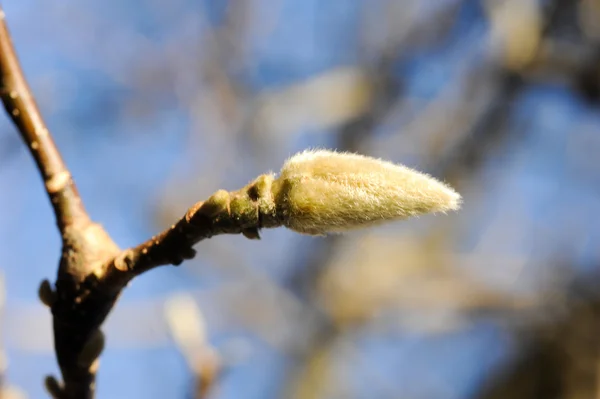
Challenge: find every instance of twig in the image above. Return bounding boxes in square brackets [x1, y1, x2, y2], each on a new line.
[0, 6, 118, 399]
[0, 6, 461, 398]
[0, 5, 128, 398]
[102, 179, 281, 289]
[0, 28, 290, 393]
[0, 7, 89, 231]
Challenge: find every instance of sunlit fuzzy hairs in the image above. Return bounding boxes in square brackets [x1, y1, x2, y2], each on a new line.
[199, 149, 461, 236]
[270, 149, 461, 234]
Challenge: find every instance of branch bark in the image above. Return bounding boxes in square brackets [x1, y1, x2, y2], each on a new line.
[0, 9, 286, 395]
[0, 6, 118, 398]
[0, 5, 461, 398]
[0, 7, 89, 232]
[0, 6, 267, 398]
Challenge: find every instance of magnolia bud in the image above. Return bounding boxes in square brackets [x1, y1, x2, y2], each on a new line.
[270, 149, 461, 235]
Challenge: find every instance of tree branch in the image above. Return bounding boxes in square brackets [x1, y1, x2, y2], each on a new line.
[102, 180, 278, 290]
[0, 6, 462, 399]
[0, 6, 121, 399]
[0, 25, 279, 391]
[0, 7, 89, 231]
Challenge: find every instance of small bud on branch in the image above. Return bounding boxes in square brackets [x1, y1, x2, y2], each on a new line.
[1, 0, 462, 395]
[198, 149, 461, 237]
[271, 149, 461, 234]
[115, 150, 462, 311]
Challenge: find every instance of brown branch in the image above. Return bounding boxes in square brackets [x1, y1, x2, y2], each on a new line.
[0, 16, 275, 392]
[45, 181, 267, 399]
[0, 6, 462, 398]
[0, 13, 276, 392]
[103, 179, 277, 289]
[0, 6, 122, 399]
[0, 7, 89, 232]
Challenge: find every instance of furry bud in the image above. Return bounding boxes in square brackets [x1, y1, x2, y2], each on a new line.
[271, 149, 461, 235]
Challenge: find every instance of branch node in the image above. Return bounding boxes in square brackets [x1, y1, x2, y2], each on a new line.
[196, 190, 229, 219]
[38, 279, 55, 308]
[45, 171, 71, 194]
[44, 375, 63, 399]
[77, 330, 105, 367]
[113, 250, 134, 272]
[242, 227, 261, 240]
[170, 246, 197, 266]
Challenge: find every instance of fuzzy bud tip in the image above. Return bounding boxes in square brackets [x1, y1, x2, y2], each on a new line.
[271, 149, 461, 235]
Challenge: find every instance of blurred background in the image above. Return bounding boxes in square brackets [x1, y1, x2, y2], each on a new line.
[1, 0, 600, 398]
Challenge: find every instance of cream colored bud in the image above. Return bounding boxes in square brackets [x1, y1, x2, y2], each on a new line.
[271, 149, 461, 235]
